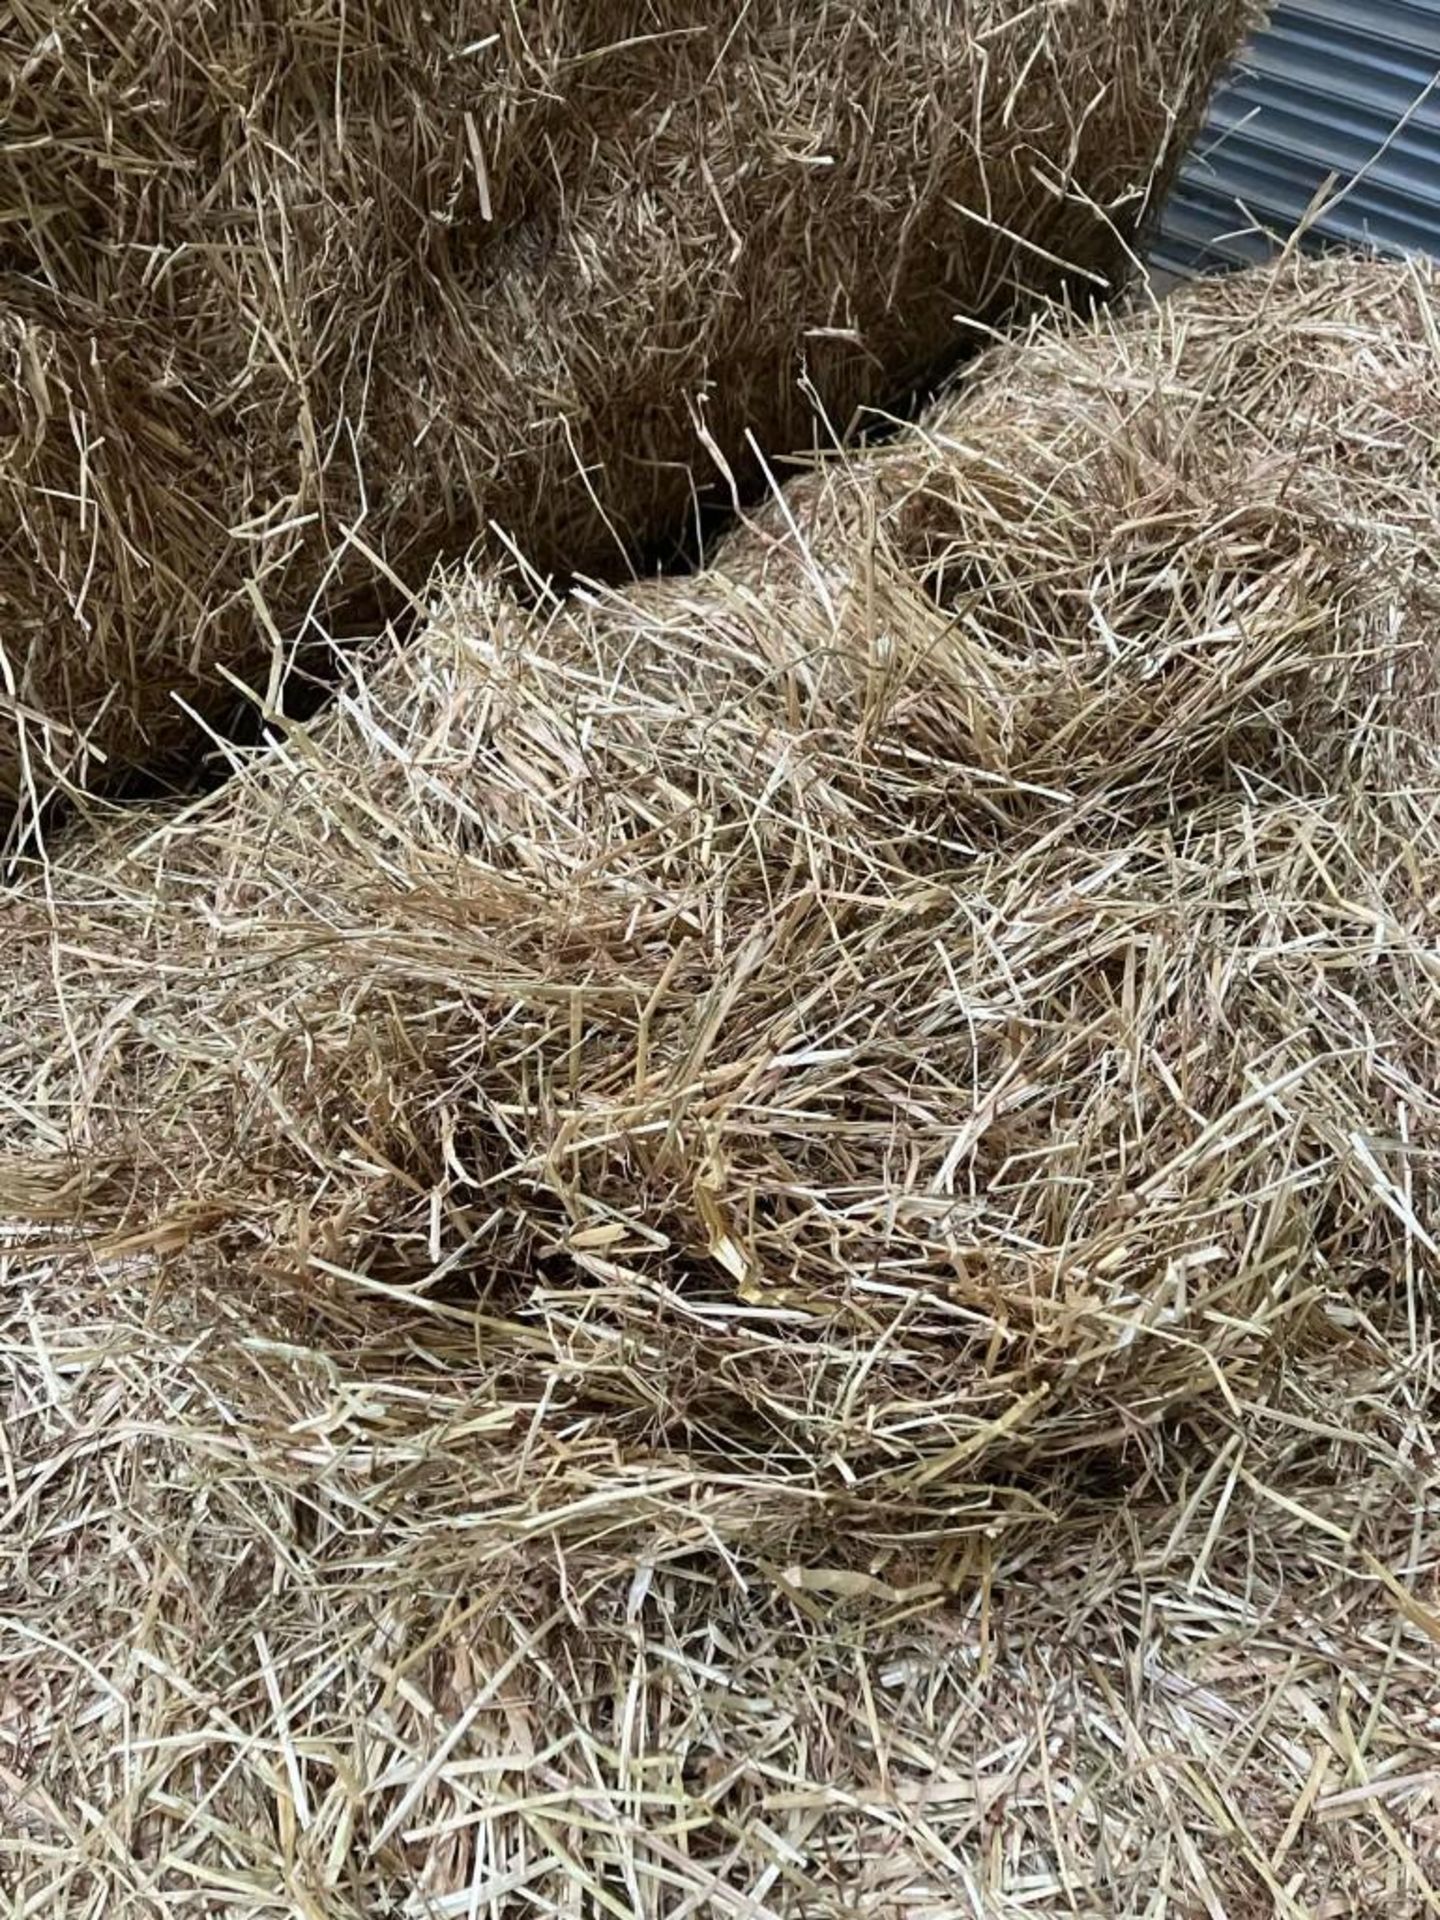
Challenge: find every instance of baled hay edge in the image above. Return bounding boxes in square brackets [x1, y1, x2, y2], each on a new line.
[0, 0, 1261, 808]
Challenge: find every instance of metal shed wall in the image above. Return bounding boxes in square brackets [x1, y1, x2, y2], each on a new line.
[1152, 0, 1440, 275]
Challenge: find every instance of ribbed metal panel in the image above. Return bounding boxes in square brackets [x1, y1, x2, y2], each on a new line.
[1152, 0, 1440, 276]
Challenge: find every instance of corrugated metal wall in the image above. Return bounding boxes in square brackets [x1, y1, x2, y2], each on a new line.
[1153, 0, 1440, 276]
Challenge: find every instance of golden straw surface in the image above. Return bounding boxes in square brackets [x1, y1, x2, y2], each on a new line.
[4, 251, 1439, 1916]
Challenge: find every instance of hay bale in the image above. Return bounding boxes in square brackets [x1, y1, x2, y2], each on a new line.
[4, 253, 1437, 1550]
[0, 0, 1258, 807]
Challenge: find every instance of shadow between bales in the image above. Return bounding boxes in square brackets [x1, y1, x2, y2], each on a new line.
[6, 274, 1116, 852]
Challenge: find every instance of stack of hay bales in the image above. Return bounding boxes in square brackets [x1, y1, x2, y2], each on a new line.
[6, 255, 1437, 1551]
[11, 5, 1440, 1907]
[0, 0, 1257, 807]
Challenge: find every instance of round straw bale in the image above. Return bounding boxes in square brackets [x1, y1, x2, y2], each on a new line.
[6, 253, 1435, 1554]
[0, 0, 1258, 807]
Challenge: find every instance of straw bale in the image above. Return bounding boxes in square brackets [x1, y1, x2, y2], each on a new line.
[3, 248, 1438, 1523]
[0, 0, 1258, 809]
[5, 249, 1440, 1917]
